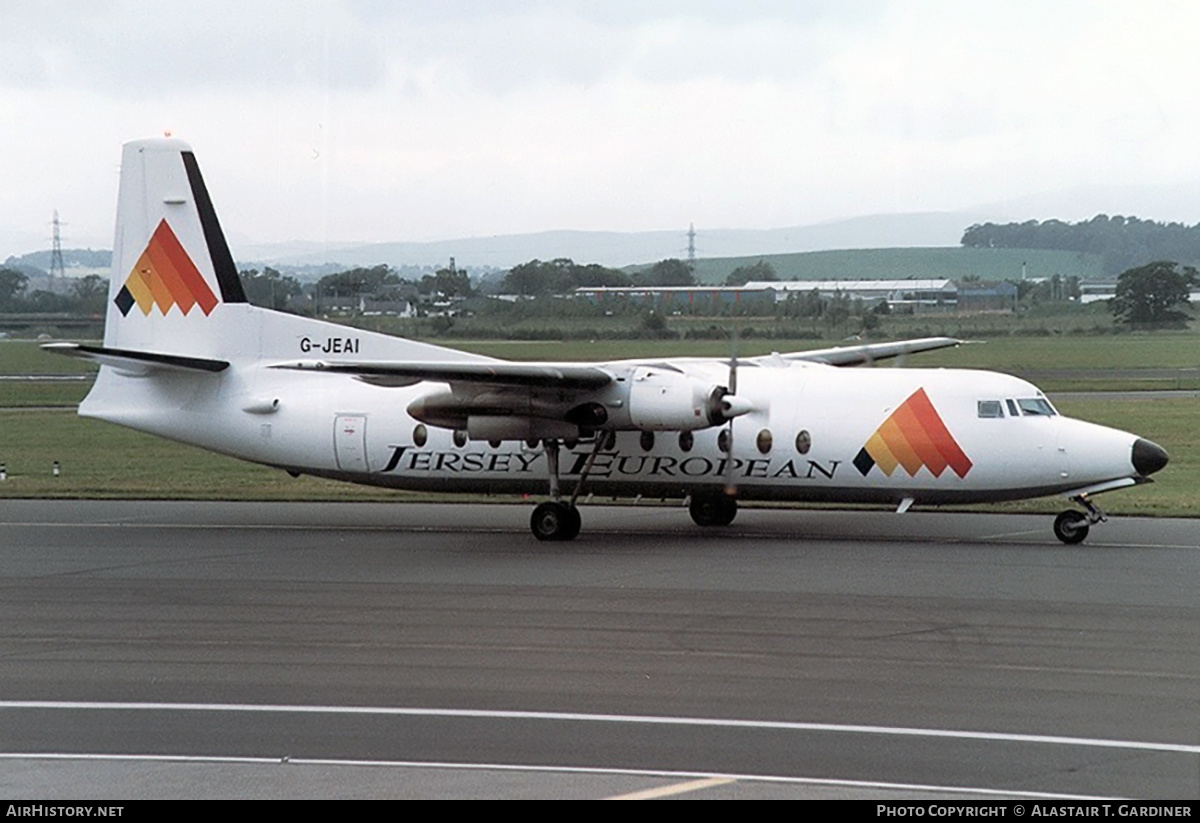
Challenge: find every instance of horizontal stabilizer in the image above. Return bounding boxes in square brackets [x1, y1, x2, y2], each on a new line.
[270, 359, 614, 389]
[42, 342, 229, 375]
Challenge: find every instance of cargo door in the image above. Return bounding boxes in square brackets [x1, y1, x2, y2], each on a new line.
[334, 414, 369, 472]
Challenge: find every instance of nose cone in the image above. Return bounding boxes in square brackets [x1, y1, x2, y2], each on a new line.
[1132, 438, 1169, 476]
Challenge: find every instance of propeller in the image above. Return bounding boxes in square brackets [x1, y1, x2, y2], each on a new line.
[723, 326, 740, 497]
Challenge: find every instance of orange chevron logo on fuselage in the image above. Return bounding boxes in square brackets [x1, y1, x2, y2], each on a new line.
[852, 388, 973, 478]
[113, 220, 218, 317]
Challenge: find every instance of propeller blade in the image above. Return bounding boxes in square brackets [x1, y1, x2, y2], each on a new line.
[723, 426, 737, 497]
[725, 324, 739, 497]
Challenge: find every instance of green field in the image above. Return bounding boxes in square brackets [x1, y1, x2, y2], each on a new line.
[0, 410, 412, 500]
[446, 333, 1200, 369]
[0, 340, 99, 374]
[7, 334, 1200, 372]
[1045, 396, 1196, 517]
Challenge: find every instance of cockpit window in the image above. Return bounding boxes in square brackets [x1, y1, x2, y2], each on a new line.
[1017, 397, 1056, 416]
[977, 400, 1004, 418]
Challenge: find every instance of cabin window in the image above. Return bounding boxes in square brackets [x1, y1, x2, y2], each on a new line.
[1006, 399, 1019, 417]
[717, 429, 731, 454]
[678, 431, 694, 452]
[1017, 398, 1056, 416]
[640, 430, 655, 452]
[453, 429, 468, 448]
[795, 430, 811, 454]
[413, 424, 428, 447]
[977, 400, 1004, 418]
[526, 438, 540, 449]
[489, 439, 502, 449]
[756, 429, 773, 454]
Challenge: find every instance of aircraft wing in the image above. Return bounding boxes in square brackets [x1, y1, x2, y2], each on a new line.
[43, 342, 230, 375]
[271, 359, 614, 389]
[766, 336, 961, 367]
[272, 336, 961, 390]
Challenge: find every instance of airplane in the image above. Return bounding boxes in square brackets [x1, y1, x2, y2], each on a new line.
[45, 137, 1169, 544]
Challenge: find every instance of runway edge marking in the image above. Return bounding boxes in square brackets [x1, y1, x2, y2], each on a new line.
[2, 701, 1197, 755]
[0, 753, 1114, 801]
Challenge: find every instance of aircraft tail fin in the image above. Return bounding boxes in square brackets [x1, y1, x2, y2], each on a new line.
[102, 137, 248, 353]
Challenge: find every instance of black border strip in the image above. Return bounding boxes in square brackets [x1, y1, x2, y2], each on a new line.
[181, 150, 248, 304]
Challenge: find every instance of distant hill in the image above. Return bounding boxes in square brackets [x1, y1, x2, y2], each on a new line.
[4, 248, 111, 273]
[0, 215, 1111, 288]
[237, 211, 986, 270]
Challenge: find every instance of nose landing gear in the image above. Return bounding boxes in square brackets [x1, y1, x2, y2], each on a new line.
[1053, 494, 1107, 545]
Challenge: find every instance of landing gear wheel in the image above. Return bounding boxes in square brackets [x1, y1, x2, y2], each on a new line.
[1053, 510, 1090, 544]
[689, 493, 738, 527]
[531, 501, 581, 541]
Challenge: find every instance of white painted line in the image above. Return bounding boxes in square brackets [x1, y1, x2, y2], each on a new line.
[2, 701, 1196, 755]
[0, 753, 1114, 801]
[607, 776, 736, 800]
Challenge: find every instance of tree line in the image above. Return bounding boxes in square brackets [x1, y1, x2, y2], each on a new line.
[0, 268, 107, 314]
[501, 258, 697, 296]
[961, 215, 1200, 275]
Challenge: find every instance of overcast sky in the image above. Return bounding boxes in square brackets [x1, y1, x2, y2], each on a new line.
[4, 0, 1200, 255]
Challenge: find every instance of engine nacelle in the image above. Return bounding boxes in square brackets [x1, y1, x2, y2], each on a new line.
[627, 366, 733, 431]
[467, 416, 579, 441]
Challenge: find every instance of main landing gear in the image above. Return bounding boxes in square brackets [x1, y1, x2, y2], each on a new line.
[530, 436, 746, 539]
[1053, 494, 1107, 545]
[530, 436, 606, 541]
[688, 492, 738, 527]
[531, 500, 581, 541]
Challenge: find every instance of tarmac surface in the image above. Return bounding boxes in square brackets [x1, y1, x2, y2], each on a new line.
[0, 500, 1197, 799]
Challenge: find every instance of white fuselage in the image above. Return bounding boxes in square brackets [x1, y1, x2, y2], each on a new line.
[80, 305, 1141, 507]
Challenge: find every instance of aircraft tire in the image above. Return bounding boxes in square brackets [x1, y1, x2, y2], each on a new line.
[1053, 510, 1090, 544]
[689, 493, 738, 527]
[531, 501, 581, 541]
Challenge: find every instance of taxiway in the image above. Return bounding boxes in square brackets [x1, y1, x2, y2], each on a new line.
[0, 501, 1197, 799]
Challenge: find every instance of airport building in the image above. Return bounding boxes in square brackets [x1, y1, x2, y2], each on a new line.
[577, 279, 963, 312]
[743, 279, 959, 309]
[574, 285, 776, 311]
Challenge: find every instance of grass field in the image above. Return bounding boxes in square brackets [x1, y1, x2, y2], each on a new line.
[0, 340, 99, 374]
[1, 380, 90, 407]
[0, 410, 418, 501]
[7, 333, 1200, 369]
[8, 327, 1200, 369]
[446, 333, 1200, 368]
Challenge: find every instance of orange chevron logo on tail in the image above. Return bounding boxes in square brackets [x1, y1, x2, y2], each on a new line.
[853, 388, 973, 478]
[113, 220, 218, 317]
